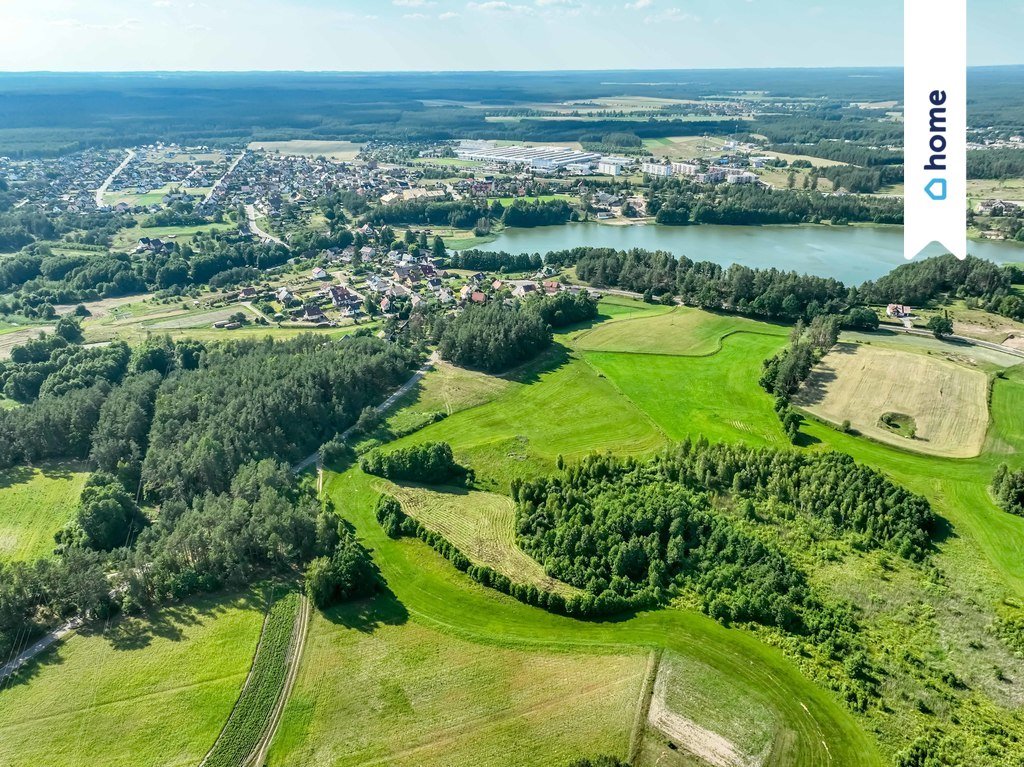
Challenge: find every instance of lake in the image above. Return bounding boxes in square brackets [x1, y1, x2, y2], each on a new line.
[485, 223, 1024, 284]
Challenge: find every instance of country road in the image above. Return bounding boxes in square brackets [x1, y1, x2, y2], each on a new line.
[894, 325, 1024, 359]
[94, 148, 135, 208]
[292, 351, 440, 475]
[0, 619, 80, 685]
[245, 203, 288, 248]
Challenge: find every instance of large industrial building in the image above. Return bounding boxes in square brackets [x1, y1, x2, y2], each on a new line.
[455, 142, 603, 171]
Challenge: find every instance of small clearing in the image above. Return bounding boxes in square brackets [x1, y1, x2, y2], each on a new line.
[381, 482, 578, 597]
[0, 464, 89, 561]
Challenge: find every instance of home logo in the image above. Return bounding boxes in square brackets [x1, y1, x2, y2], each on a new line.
[925, 179, 947, 201]
[904, 0, 966, 261]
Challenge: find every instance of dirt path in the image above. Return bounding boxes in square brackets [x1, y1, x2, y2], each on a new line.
[647, 661, 752, 767]
[247, 594, 311, 767]
[0, 619, 81, 685]
[292, 351, 439, 474]
[628, 649, 662, 763]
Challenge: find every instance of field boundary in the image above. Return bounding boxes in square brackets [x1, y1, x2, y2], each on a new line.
[248, 593, 310, 767]
[198, 591, 308, 767]
[628, 649, 662, 764]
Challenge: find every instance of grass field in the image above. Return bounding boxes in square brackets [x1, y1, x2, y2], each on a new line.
[250, 140, 363, 161]
[285, 467, 878, 767]
[112, 221, 236, 251]
[0, 463, 88, 561]
[311, 299, 1024, 764]
[489, 194, 575, 206]
[794, 341, 992, 458]
[269, 602, 648, 767]
[644, 136, 729, 161]
[370, 343, 668, 492]
[968, 176, 1024, 202]
[0, 591, 265, 767]
[354, 360, 516, 454]
[104, 183, 206, 208]
[574, 306, 781, 357]
[380, 482, 578, 596]
[642, 653, 778, 766]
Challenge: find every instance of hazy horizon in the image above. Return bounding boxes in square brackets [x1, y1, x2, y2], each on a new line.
[1, 0, 1021, 72]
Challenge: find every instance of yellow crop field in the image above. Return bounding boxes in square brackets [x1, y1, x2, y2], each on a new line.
[795, 342, 990, 458]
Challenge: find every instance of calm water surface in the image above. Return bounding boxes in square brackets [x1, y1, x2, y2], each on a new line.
[486, 223, 1024, 284]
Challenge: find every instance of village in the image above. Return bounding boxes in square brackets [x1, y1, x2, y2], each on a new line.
[219, 223, 592, 332]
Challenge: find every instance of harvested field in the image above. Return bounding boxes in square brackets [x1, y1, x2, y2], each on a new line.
[795, 342, 990, 458]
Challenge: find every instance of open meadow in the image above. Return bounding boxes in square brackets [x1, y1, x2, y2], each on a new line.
[271, 466, 876, 767]
[0, 591, 266, 767]
[0, 463, 88, 561]
[249, 140, 364, 161]
[269, 603, 647, 767]
[379, 482, 578, 596]
[112, 221, 236, 251]
[290, 298, 1024, 764]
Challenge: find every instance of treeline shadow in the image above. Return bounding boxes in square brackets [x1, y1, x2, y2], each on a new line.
[322, 585, 409, 634]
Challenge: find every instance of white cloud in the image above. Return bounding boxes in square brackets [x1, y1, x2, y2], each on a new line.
[153, 0, 173, 7]
[394, 0, 435, 6]
[467, 1, 534, 13]
[625, 0, 652, 8]
[50, 17, 143, 31]
[439, 11, 461, 19]
[403, 12, 428, 19]
[645, 8, 698, 23]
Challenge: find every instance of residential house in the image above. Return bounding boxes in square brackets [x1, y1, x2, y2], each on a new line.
[886, 304, 912, 318]
[300, 304, 327, 322]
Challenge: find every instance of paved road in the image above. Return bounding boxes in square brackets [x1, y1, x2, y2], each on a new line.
[245, 204, 288, 248]
[292, 351, 440, 475]
[893, 325, 1024, 359]
[205, 150, 246, 205]
[94, 149, 135, 208]
[0, 618, 81, 685]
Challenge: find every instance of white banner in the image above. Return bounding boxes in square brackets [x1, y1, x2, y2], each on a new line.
[904, 0, 967, 261]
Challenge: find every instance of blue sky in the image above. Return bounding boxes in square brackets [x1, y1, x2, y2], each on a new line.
[0, 0, 1020, 71]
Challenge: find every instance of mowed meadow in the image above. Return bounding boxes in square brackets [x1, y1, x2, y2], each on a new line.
[263, 297, 1024, 766]
[0, 591, 266, 767]
[0, 462, 89, 561]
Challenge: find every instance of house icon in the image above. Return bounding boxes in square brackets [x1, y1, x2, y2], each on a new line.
[925, 178, 947, 201]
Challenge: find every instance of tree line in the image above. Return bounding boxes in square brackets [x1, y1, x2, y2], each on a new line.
[648, 182, 903, 227]
[862, 254, 1024, 323]
[0, 330, 417, 661]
